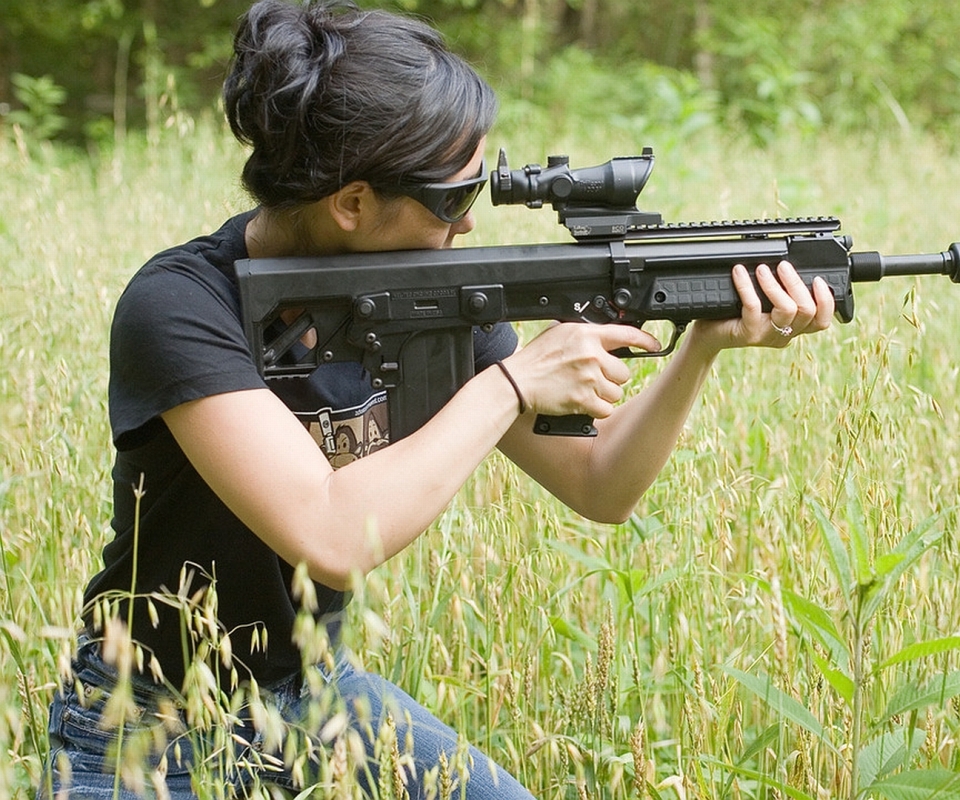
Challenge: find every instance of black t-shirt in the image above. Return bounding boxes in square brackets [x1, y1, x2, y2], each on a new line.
[83, 211, 518, 689]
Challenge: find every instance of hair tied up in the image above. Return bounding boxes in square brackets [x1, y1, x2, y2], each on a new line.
[224, 0, 497, 210]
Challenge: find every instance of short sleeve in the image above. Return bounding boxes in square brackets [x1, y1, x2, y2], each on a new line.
[108, 260, 265, 449]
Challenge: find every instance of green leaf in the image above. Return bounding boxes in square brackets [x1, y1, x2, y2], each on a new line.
[545, 537, 684, 611]
[722, 666, 836, 752]
[866, 768, 960, 799]
[881, 671, 960, 723]
[861, 517, 944, 624]
[735, 722, 781, 765]
[844, 475, 874, 587]
[811, 650, 855, 705]
[880, 636, 960, 669]
[874, 551, 907, 580]
[782, 586, 850, 669]
[548, 615, 593, 647]
[858, 728, 926, 788]
[811, 501, 852, 610]
[700, 755, 816, 800]
[545, 539, 611, 573]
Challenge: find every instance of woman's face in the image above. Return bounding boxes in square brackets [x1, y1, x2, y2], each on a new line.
[363, 137, 487, 252]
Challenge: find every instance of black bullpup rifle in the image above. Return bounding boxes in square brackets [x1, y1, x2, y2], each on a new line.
[237, 148, 960, 439]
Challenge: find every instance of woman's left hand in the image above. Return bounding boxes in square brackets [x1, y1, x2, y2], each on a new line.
[690, 260, 835, 352]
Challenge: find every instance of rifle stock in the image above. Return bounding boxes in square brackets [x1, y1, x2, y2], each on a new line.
[236, 150, 960, 440]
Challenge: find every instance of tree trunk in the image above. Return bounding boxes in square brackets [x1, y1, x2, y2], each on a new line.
[693, 0, 714, 89]
[520, 0, 539, 98]
[579, 0, 598, 47]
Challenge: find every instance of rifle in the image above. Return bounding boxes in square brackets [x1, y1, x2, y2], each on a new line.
[236, 148, 960, 439]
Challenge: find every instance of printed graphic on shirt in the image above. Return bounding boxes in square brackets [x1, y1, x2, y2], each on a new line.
[300, 392, 389, 468]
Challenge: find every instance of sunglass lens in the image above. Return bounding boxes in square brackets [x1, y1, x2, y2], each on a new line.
[442, 182, 483, 222]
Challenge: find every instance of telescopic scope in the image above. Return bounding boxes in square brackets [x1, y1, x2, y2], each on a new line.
[490, 148, 656, 211]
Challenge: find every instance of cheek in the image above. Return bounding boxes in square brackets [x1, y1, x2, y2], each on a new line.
[390, 206, 451, 249]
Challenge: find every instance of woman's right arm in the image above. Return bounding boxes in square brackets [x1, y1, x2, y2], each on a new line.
[161, 364, 518, 591]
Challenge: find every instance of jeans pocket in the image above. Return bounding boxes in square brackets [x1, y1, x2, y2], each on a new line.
[50, 683, 194, 780]
[48, 688, 110, 775]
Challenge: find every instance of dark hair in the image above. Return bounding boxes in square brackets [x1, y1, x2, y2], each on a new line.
[223, 0, 498, 210]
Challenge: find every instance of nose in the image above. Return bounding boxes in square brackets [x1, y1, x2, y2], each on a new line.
[449, 209, 477, 238]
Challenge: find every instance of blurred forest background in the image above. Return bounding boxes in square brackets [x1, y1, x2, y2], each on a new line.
[2, 0, 960, 148]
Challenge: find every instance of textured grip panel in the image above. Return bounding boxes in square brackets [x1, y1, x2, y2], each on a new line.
[646, 264, 854, 323]
[649, 274, 737, 317]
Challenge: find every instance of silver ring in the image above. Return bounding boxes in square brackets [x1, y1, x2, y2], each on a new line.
[772, 322, 793, 337]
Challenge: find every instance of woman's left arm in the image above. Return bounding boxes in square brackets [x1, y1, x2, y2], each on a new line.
[497, 261, 836, 522]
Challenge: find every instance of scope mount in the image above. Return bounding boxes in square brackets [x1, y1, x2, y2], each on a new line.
[559, 206, 664, 241]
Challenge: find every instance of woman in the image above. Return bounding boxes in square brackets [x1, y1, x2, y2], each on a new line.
[42, 1, 835, 797]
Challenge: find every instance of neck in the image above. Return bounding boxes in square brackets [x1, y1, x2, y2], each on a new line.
[245, 203, 345, 259]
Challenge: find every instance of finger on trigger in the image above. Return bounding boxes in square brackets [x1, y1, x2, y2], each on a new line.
[597, 322, 654, 353]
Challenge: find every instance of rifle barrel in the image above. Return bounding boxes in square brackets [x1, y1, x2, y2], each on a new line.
[850, 243, 960, 283]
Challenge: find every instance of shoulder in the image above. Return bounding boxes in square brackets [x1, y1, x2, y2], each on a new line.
[113, 212, 256, 335]
[108, 214, 266, 445]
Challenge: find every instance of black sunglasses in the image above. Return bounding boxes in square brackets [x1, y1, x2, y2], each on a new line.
[396, 159, 487, 223]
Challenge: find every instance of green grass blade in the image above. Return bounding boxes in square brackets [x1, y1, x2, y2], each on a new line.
[700, 755, 817, 800]
[861, 516, 945, 624]
[722, 666, 835, 753]
[782, 586, 850, 669]
[844, 475, 874, 588]
[811, 650, 855, 706]
[857, 728, 926, 788]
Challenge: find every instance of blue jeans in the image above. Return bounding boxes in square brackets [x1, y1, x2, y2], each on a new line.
[41, 635, 534, 799]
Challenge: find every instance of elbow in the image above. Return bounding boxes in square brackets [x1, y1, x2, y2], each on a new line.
[281, 531, 371, 593]
[285, 512, 383, 592]
[307, 563, 350, 593]
[302, 538, 375, 592]
[607, 507, 637, 525]
[302, 556, 366, 593]
[548, 481, 642, 524]
[578, 477, 652, 524]
[569, 494, 639, 525]
[583, 506, 636, 526]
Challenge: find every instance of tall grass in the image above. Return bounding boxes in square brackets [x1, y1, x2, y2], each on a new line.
[4, 113, 960, 798]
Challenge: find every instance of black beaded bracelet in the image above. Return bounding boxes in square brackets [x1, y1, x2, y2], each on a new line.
[495, 361, 527, 415]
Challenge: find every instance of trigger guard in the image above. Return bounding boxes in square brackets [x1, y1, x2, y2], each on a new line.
[612, 321, 687, 358]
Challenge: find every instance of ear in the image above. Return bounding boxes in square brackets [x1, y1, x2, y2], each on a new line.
[327, 180, 376, 232]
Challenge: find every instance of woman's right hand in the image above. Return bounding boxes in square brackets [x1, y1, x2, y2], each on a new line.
[500, 322, 661, 421]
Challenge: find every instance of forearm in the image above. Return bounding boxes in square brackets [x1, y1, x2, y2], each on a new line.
[576, 262, 835, 518]
[500, 325, 721, 522]
[580, 326, 721, 518]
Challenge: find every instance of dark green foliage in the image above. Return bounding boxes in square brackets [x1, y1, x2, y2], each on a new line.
[3, 0, 960, 145]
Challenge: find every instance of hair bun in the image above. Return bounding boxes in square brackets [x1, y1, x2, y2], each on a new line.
[223, 0, 496, 210]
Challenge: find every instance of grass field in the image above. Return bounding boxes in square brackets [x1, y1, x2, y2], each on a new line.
[4, 114, 960, 799]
